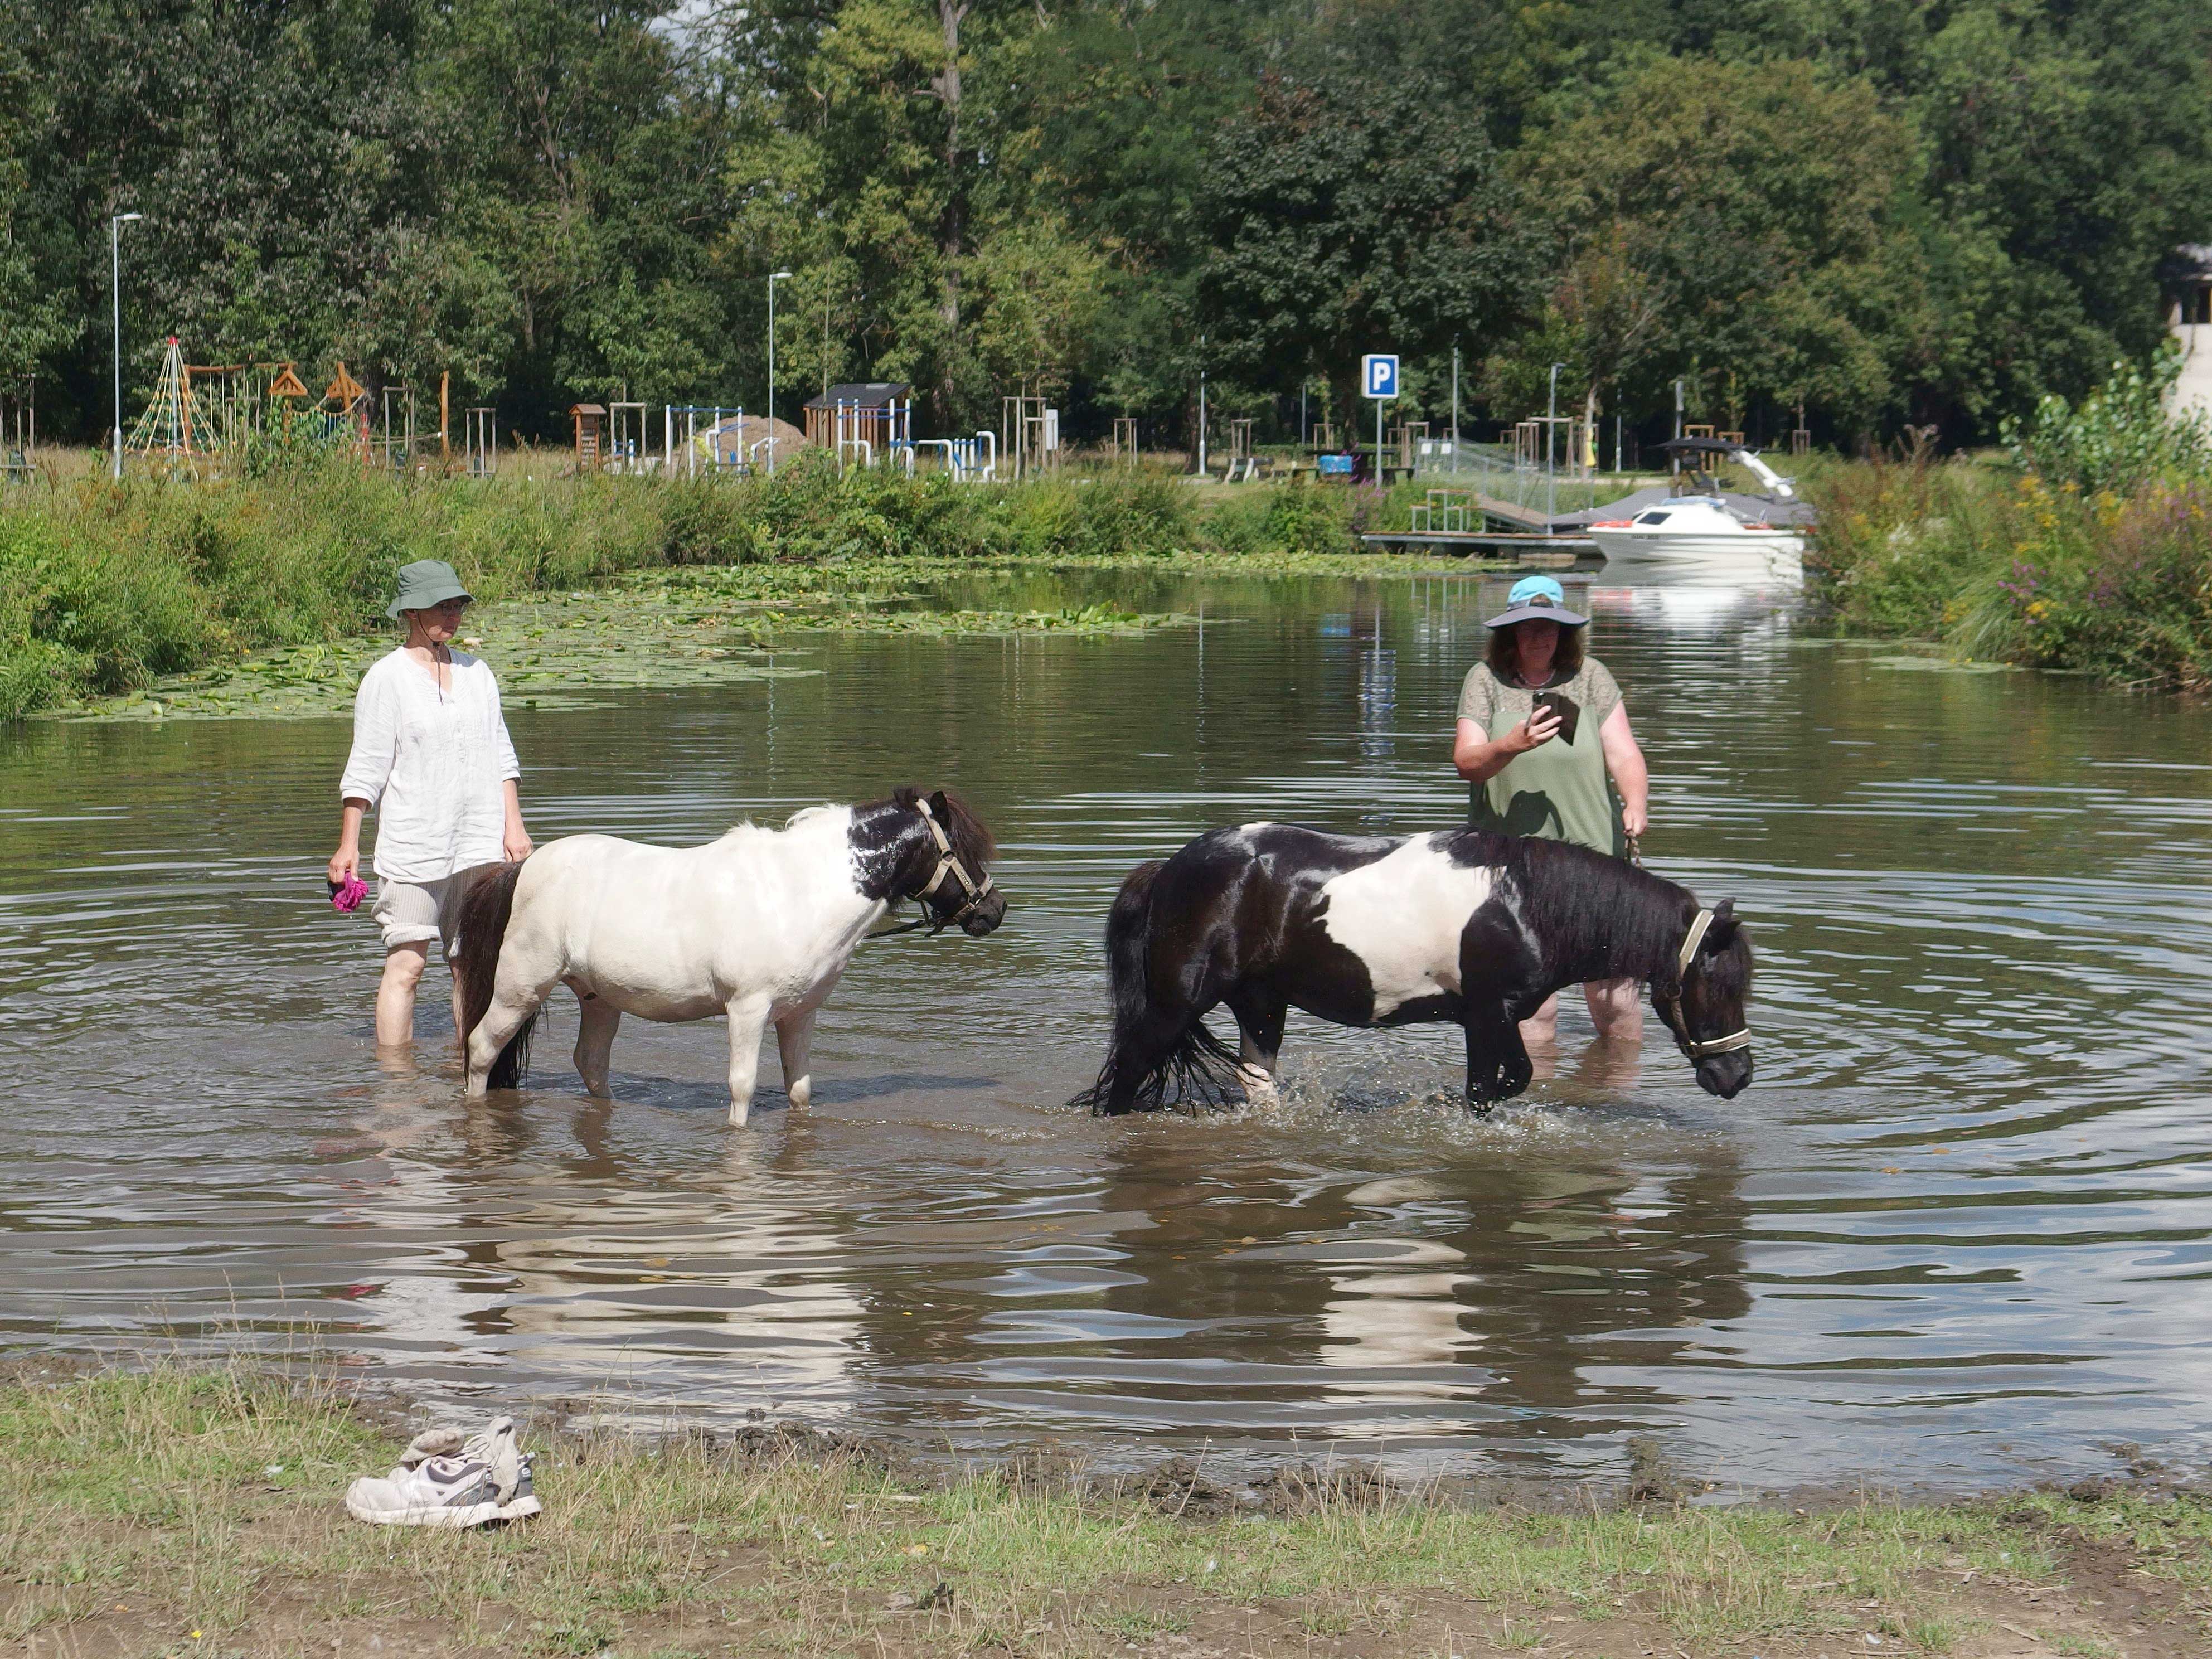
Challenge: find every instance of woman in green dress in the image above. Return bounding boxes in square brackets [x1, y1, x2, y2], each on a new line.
[1452, 575, 1651, 1045]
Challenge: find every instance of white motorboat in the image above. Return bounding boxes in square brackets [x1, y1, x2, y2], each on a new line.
[1587, 496, 1805, 579]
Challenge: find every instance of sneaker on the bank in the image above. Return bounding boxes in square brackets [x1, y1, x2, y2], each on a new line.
[460, 1415, 536, 1513]
[345, 1416, 540, 1528]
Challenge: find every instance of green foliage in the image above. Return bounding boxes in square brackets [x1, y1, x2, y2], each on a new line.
[2000, 351, 2212, 495]
[1808, 453, 2212, 692]
[11, 0, 2212, 446]
[1196, 66, 1539, 418]
[1, 464, 1388, 719]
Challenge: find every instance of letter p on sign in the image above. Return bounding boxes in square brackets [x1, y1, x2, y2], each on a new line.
[1362, 354, 1399, 399]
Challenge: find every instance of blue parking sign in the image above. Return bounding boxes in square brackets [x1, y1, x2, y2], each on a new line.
[1362, 353, 1399, 399]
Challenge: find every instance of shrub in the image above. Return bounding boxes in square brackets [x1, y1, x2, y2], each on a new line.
[2000, 350, 2212, 496]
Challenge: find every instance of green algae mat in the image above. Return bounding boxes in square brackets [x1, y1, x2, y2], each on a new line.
[46, 561, 1201, 722]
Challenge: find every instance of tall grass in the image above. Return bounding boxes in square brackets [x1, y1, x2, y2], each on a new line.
[1807, 453, 2212, 692]
[0, 461, 1358, 720]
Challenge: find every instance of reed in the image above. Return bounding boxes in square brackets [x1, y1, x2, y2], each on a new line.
[1806, 453, 2212, 693]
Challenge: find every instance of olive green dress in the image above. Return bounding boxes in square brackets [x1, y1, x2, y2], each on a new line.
[1457, 656, 1626, 856]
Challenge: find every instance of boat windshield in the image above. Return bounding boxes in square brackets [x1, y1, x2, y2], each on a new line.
[1635, 511, 1671, 525]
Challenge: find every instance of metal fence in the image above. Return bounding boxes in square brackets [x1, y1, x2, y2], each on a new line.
[1411, 438, 1614, 521]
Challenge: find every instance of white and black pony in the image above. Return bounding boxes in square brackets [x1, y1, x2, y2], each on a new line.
[451, 787, 1005, 1124]
[1073, 823, 1753, 1115]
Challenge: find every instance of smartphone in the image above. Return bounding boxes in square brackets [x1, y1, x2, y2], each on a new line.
[1531, 690, 1581, 745]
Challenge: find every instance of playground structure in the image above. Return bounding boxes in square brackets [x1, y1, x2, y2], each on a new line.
[1408, 488, 1476, 532]
[466, 407, 498, 477]
[570, 404, 605, 469]
[1223, 417, 1257, 481]
[2, 378, 37, 483]
[804, 383, 914, 470]
[376, 385, 417, 473]
[95, 354, 1129, 485]
[910, 431, 997, 481]
[1000, 394, 1059, 480]
[607, 402, 647, 471]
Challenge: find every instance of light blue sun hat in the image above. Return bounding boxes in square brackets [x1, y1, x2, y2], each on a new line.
[1484, 574, 1587, 629]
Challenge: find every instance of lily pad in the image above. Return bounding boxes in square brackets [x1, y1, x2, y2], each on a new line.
[1867, 654, 2015, 675]
[39, 556, 1199, 723]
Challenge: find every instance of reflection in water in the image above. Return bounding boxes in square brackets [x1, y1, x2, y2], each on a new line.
[4, 565, 2212, 1490]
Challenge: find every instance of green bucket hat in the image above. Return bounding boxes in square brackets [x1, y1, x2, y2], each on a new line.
[386, 559, 473, 620]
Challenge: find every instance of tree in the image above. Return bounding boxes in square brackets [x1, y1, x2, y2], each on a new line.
[1196, 67, 1539, 420]
[1511, 57, 1928, 441]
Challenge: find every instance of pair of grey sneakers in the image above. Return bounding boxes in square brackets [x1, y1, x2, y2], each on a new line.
[345, 1415, 540, 1529]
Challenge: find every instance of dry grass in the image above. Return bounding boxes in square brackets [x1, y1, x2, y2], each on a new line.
[1, 1365, 2204, 1656]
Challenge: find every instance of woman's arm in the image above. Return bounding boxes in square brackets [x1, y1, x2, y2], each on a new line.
[502, 779, 532, 863]
[329, 799, 370, 884]
[1599, 702, 1649, 837]
[332, 670, 395, 883]
[1454, 707, 1561, 784]
[484, 669, 531, 862]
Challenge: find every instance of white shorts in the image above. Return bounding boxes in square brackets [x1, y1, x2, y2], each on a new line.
[372, 864, 501, 952]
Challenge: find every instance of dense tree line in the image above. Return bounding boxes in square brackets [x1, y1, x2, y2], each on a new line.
[2, 0, 2208, 452]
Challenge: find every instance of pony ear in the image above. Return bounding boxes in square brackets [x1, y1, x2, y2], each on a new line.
[928, 789, 951, 822]
[1704, 898, 1740, 950]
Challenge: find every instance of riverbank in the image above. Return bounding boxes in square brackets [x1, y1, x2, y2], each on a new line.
[2, 466, 1520, 721]
[1805, 456, 2212, 694]
[1, 463, 1423, 722]
[4, 1365, 2205, 1657]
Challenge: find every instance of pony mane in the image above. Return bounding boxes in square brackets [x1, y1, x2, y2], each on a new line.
[889, 784, 997, 869]
[1507, 835, 1699, 984]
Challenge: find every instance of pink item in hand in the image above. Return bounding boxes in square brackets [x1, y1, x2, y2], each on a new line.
[329, 875, 368, 913]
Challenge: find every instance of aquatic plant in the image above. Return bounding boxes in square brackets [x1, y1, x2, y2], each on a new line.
[0, 464, 1338, 720]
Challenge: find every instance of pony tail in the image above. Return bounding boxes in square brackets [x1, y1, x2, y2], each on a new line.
[1070, 859, 1245, 1115]
[450, 861, 535, 1089]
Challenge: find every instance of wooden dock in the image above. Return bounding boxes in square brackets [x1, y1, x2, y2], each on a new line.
[1470, 492, 1556, 531]
[1358, 530, 1596, 562]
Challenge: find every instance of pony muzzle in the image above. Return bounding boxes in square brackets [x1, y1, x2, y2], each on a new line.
[960, 887, 1008, 935]
[1695, 1047, 1753, 1099]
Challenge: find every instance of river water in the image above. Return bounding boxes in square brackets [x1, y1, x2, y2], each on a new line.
[4, 561, 2211, 1496]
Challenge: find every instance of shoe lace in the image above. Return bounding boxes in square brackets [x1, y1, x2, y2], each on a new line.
[459, 1415, 526, 1503]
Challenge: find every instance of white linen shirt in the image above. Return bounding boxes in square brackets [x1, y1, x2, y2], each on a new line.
[339, 648, 522, 882]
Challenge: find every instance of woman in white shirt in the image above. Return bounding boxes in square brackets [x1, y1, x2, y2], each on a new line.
[328, 560, 532, 1049]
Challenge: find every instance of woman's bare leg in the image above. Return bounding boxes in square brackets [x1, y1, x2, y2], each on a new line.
[1517, 992, 1561, 1047]
[1585, 976, 1644, 1044]
[376, 942, 430, 1047]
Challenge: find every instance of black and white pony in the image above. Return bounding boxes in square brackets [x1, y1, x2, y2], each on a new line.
[1073, 823, 1753, 1115]
[452, 788, 1005, 1124]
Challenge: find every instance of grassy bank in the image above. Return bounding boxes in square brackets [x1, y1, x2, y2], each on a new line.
[0, 462, 1368, 722]
[1806, 454, 2212, 693]
[4, 1366, 2207, 1657]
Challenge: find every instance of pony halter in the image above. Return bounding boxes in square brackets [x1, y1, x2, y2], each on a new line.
[1657, 908, 1752, 1060]
[909, 798, 995, 929]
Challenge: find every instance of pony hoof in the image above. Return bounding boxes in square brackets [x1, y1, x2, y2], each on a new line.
[1236, 1064, 1279, 1104]
[727, 1102, 751, 1128]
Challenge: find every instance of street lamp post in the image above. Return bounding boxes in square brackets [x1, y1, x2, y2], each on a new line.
[110, 212, 142, 481]
[767, 270, 793, 474]
[1546, 361, 1565, 521]
[1197, 335, 1207, 478]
